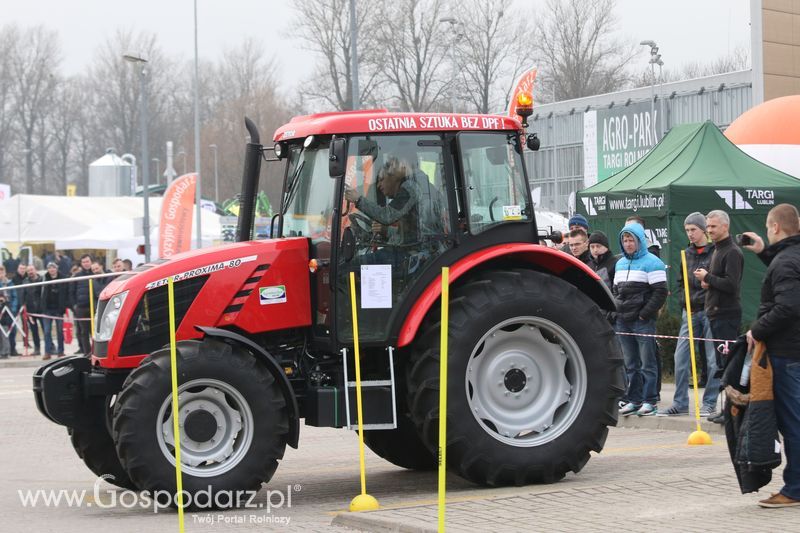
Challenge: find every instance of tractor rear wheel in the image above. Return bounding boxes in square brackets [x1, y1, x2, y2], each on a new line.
[113, 339, 289, 507]
[363, 397, 436, 470]
[406, 269, 623, 486]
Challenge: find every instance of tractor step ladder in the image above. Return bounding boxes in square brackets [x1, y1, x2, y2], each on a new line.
[341, 346, 398, 430]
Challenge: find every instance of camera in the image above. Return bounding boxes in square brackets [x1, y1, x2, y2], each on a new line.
[735, 233, 753, 247]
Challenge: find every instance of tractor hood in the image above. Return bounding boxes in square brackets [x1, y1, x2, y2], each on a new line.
[100, 239, 303, 298]
[95, 237, 312, 366]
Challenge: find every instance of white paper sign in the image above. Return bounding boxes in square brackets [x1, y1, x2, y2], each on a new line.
[360, 264, 392, 308]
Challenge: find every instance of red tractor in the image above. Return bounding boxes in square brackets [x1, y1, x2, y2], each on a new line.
[34, 109, 623, 502]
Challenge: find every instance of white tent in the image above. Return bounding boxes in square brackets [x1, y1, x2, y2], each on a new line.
[0, 195, 221, 254]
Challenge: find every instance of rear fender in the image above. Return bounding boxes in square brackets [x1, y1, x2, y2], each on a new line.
[195, 326, 300, 449]
[397, 243, 615, 347]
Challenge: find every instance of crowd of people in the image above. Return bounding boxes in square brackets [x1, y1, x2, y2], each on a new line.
[0, 250, 132, 360]
[558, 205, 800, 508]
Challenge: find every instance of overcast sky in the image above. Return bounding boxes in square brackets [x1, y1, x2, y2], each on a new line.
[5, 0, 751, 95]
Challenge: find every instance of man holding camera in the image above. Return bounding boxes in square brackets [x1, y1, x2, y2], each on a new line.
[741, 203, 800, 508]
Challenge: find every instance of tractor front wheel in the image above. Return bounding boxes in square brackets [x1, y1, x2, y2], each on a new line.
[112, 339, 289, 507]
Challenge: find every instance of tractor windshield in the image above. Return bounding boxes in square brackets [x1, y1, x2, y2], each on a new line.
[281, 142, 337, 241]
[458, 132, 532, 234]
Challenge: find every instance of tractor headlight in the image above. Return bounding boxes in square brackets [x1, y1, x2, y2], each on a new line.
[96, 291, 128, 342]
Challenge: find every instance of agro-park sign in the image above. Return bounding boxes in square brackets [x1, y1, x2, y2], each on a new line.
[583, 101, 662, 186]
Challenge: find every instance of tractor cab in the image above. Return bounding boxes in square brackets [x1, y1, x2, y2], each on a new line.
[268, 111, 535, 348]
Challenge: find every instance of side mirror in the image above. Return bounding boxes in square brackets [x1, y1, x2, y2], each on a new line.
[526, 133, 540, 151]
[538, 226, 563, 244]
[329, 137, 346, 179]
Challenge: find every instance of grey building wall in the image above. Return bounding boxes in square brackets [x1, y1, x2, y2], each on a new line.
[525, 70, 753, 214]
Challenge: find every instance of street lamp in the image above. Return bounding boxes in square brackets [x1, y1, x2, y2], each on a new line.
[177, 150, 187, 175]
[639, 40, 663, 128]
[123, 52, 152, 263]
[440, 17, 462, 112]
[193, 0, 202, 249]
[152, 158, 160, 185]
[209, 144, 219, 203]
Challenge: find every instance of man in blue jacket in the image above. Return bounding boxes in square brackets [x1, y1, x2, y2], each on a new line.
[614, 222, 667, 416]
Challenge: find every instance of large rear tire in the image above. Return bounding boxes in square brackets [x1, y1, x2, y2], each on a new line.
[363, 397, 436, 470]
[112, 339, 289, 506]
[406, 269, 623, 486]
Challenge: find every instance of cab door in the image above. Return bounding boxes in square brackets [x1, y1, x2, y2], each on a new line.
[334, 134, 453, 345]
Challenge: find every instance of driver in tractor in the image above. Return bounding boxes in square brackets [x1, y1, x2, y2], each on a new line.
[344, 155, 444, 272]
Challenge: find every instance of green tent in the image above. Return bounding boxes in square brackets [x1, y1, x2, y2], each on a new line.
[577, 121, 800, 324]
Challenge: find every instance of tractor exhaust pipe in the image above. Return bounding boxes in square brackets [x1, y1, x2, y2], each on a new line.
[237, 117, 262, 241]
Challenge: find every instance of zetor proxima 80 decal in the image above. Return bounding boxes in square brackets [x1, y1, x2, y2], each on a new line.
[144, 255, 258, 290]
[34, 107, 622, 507]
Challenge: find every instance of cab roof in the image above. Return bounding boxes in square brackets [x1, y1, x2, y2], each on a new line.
[272, 109, 522, 142]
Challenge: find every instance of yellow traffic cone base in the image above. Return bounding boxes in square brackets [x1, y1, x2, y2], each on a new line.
[350, 493, 380, 512]
[688, 429, 713, 445]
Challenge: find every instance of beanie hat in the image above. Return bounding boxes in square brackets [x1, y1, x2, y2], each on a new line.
[684, 212, 706, 232]
[588, 230, 609, 249]
[568, 213, 589, 230]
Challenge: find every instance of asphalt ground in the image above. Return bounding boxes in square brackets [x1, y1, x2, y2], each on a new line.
[1, 365, 792, 532]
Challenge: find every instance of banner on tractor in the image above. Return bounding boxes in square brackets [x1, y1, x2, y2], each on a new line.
[159, 173, 197, 258]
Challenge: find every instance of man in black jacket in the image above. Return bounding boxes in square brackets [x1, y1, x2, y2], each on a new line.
[695, 209, 744, 423]
[587, 231, 617, 289]
[742, 204, 800, 508]
[22, 265, 43, 356]
[40, 262, 69, 359]
[567, 228, 592, 264]
[661, 213, 717, 416]
[695, 210, 744, 340]
[68, 254, 94, 356]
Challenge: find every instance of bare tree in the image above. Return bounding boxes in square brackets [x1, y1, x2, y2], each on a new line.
[9, 25, 60, 193]
[451, 0, 528, 113]
[86, 29, 177, 171]
[292, 0, 382, 110]
[0, 25, 19, 185]
[49, 77, 81, 194]
[71, 75, 102, 195]
[535, 0, 635, 102]
[377, 0, 451, 111]
[204, 39, 290, 207]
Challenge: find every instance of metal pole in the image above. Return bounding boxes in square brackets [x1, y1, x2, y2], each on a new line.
[140, 66, 152, 263]
[659, 62, 665, 136]
[152, 158, 160, 185]
[650, 60, 655, 119]
[210, 144, 219, 203]
[193, 0, 202, 249]
[552, 84, 558, 211]
[349, 0, 360, 110]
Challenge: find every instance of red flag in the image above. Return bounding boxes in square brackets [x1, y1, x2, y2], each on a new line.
[159, 173, 197, 258]
[507, 67, 538, 124]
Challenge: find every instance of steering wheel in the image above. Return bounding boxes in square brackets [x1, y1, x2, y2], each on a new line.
[348, 212, 376, 244]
